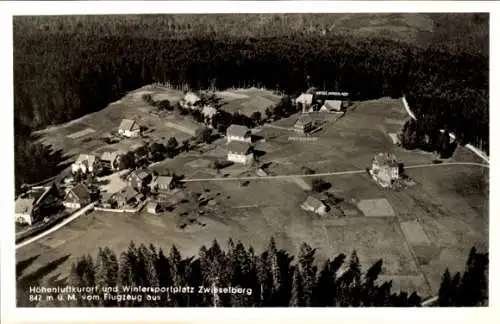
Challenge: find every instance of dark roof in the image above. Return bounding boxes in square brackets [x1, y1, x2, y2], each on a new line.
[227, 142, 252, 155]
[226, 124, 250, 137]
[67, 183, 91, 202]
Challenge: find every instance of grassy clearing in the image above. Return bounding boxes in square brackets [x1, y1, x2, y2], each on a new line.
[17, 94, 487, 299]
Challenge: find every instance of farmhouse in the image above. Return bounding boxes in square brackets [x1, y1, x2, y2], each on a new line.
[320, 100, 345, 113]
[181, 92, 201, 109]
[71, 154, 100, 174]
[147, 202, 161, 214]
[149, 175, 175, 195]
[370, 153, 400, 188]
[63, 183, 91, 209]
[300, 196, 328, 216]
[226, 124, 252, 143]
[100, 151, 124, 171]
[294, 116, 314, 134]
[113, 186, 141, 208]
[295, 93, 314, 112]
[227, 142, 254, 165]
[127, 170, 153, 189]
[15, 184, 61, 225]
[118, 119, 141, 138]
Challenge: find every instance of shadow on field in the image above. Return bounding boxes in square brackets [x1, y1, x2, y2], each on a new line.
[16, 254, 40, 277]
[17, 254, 71, 307]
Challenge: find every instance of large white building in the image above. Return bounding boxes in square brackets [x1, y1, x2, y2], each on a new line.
[226, 124, 252, 143]
[227, 142, 254, 165]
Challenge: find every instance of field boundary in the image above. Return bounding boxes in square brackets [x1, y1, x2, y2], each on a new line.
[401, 96, 489, 164]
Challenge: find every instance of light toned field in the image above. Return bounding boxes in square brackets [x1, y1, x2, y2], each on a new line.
[33, 86, 194, 162]
[357, 198, 396, 217]
[66, 128, 95, 139]
[216, 88, 282, 116]
[17, 96, 488, 300]
[400, 221, 432, 245]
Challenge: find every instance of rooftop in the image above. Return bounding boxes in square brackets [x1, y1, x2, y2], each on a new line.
[227, 124, 250, 137]
[67, 183, 91, 202]
[302, 196, 326, 211]
[118, 119, 138, 131]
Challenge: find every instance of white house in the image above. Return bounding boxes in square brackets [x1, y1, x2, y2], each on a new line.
[71, 154, 100, 174]
[320, 100, 345, 112]
[227, 142, 254, 165]
[118, 119, 141, 138]
[295, 93, 314, 112]
[300, 196, 328, 216]
[226, 124, 252, 143]
[370, 153, 400, 187]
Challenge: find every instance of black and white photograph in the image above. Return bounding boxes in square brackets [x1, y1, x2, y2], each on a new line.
[1, 1, 494, 321]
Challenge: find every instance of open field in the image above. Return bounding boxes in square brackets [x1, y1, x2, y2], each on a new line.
[33, 86, 194, 161]
[216, 88, 282, 116]
[17, 95, 488, 300]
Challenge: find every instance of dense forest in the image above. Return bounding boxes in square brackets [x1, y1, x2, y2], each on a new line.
[13, 14, 488, 189]
[17, 238, 488, 307]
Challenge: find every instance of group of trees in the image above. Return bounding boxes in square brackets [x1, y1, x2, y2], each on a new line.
[401, 118, 458, 158]
[21, 238, 487, 307]
[438, 247, 488, 306]
[13, 14, 488, 190]
[119, 137, 183, 170]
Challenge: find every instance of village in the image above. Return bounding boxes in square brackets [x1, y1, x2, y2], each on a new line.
[15, 87, 411, 230]
[14, 84, 487, 298]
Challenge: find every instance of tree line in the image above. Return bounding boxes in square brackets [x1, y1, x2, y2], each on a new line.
[18, 238, 487, 307]
[14, 18, 488, 190]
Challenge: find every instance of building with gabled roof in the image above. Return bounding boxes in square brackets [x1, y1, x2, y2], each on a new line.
[127, 169, 153, 189]
[149, 175, 175, 195]
[72, 154, 100, 174]
[63, 183, 91, 209]
[16, 184, 62, 225]
[227, 142, 254, 165]
[370, 153, 400, 187]
[226, 124, 251, 143]
[294, 116, 314, 134]
[320, 100, 345, 112]
[100, 150, 125, 170]
[118, 119, 141, 138]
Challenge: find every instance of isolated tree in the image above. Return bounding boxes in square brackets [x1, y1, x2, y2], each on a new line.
[119, 151, 136, 170]
[157, 99, 172, 111]
[297, 242, 317, 306]
[166, 136, 178, 158]
[438, 268, 453, 306]
[142, 93, 154, 105]
[250, 111, 262, 126]
[181, 139, 190, 152]
[289, 267, 304, 307]
[195, 127, 212, 144]
[149, 142, 166, 161]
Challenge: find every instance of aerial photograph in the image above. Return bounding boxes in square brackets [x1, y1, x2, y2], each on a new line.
[14, 13, 488, 307]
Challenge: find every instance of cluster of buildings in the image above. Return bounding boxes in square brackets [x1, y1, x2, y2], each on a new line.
[369, 153, 400, 188]
[15, 182, 96, 226]
[180, 91, 220, 125]
[225, 124, 254, 165]
[295, 90, 349, 114]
